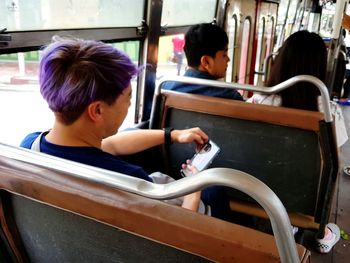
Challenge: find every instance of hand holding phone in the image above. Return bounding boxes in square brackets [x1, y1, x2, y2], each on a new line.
[181, 140, 220, 177]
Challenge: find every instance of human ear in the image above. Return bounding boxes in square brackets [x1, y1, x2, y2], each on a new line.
[200, 55, 212, 71]
[87, 101, 103, 122]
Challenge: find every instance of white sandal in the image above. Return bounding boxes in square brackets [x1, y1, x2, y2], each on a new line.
[316, 223, 341, 253]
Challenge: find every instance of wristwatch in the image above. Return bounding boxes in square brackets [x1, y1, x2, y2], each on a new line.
[163, 127, 174, 145]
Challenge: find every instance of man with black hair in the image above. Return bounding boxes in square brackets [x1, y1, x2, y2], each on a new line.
[163, 23, 243, 100]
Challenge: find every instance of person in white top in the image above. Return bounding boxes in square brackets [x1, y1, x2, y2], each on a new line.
[248, 31, 348, 148]
[249, 31, 325, 111]
[248, 30, 347, 253]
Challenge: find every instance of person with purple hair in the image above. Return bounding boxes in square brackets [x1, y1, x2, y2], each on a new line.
[20, 37, 231, 218]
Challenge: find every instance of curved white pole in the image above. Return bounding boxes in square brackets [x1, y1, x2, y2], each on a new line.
[155, 75, 332, 122]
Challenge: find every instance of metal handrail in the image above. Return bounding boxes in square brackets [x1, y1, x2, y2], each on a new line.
[263, 52, 278, 81]
[339, 50, 347, 63]
[255, 52, 278, 80]
[152, 75, 332, 124]
[0, 143, 299, 263]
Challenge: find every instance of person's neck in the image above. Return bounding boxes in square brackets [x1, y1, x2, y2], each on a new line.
[187, 66, 217, 80]
[45, 120, 101, 149]
[189, 66, 207, 73]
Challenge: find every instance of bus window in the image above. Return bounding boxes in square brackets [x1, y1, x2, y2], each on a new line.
[264, 16, 274, 82]
[238, 18, 251, 84]
[266, 17, 274, 57]
[157, 34, 186, 78]
[0, 0, 145, 31]
[285, 0, 299, 38]
[161, 0, 217, 26]
[293, 7, 304, 33]
[0, 40, 140, 145]
[225, 15, 237, 83]
[0, 50, 49, 145]
[275, 0, 298, 49]
[320, 2, 336, 38]
[307, 12, 321, 33]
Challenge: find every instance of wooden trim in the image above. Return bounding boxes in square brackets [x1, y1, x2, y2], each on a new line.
[230, 200, 320, 230]
[162, 90, 323, 132]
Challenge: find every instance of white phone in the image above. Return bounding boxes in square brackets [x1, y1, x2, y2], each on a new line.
[181, 140, 220, 177]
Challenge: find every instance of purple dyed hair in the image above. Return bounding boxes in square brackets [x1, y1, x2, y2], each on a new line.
[39, 37, 139, 124]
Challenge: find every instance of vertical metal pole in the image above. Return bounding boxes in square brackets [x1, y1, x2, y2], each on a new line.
[332, 0, 346, 39]
[298, 0, 306, 31]
[326, 0, 346, 96]
[215, 0, 228, 28]
[277, 0, 292, 49]
[136, 0, 163, 123]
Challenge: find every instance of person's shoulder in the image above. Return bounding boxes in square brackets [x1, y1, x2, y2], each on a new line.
[185, 68, 213, 79]
[114, 158, 152, 182]
[247, 93, 266, 104]
[91, 152, 152, 182]
[247, 94, 281, 106]
[125, 163, 152, 181]
[20, 132, 42, 148]
[161, 81, 177, 90]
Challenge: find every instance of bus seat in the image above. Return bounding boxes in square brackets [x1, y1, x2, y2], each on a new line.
[149, 88, 338, 236]
[229, 200, 320, 230]
[0, 144, 310, 263]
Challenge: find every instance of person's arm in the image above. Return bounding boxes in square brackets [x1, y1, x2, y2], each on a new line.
[182, 191, 201, 211]
[102, 127, 208, 155]
[181, 162, 201, 211]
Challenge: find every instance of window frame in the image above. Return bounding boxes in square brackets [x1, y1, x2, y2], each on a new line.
[0, 0, 221, 126]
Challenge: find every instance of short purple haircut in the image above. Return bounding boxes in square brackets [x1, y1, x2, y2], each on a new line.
[39, 37, 139, 124]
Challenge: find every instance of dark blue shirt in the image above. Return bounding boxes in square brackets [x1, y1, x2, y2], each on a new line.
[20, 132, 152, 182]
[21, 132, 231, 220]
[162, 68, 244, 101]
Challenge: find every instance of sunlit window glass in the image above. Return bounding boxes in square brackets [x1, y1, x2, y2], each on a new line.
[238, 18, 251, 84]
[0, 0, 145, 31]
[225, 15, 237, 83]
[161, 0, 217, 26]
[319, 2, 335, 38]
[0, 41, 139, 145]
[285, 0, 299, 37]
[157, 34, 187, 78]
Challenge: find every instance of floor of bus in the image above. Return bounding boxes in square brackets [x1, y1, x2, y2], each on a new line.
[305, 104, 350, 262]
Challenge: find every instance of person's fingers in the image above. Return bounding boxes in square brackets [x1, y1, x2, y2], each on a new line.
[190, 127, 208, 144]
[173, 127, 208, 144]
[195, 142, 205, 152]
[191, 133, 205, 145]
[194, 127, 209, 142]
